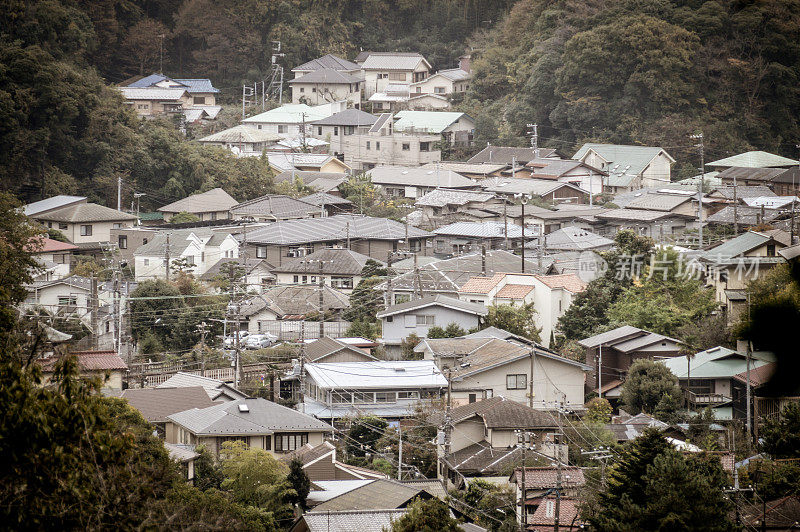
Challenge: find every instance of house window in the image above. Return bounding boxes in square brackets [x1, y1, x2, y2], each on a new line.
[318, 126, 323, 135]
[310, 276, 317, 284]
[105, 321, 111, 333]
[193, 96, 206, 105]
[80, 225, 92, 236]
[210, 212, 217, 221]
[218, 436, 248, 454]
[332, 392, 352, 404]
[420, 142, 430, 152]
[256, 246, 267, 259]
[143, 259, 149, 266]
[397, 391, 419, 400]
[264, 435, 272, 451]
[506, 374, 527, 390]
[345, 126, 355, 135]
[58, 223, 68, 230]
[767, 244, 776, 256]
[394, 294, 410, 304]
[334, 127, 339, 136]
[402, 143, 410, 151]
[375, 141, 381, 150]
[300, 87, 305, 93]
[416, 87, 422, 93]
[375, 392, 396, 403]
[302, 275, 308, 283]
[143, 237, 148, 245]
[293, 275, 299, 283]
[118, 235, 128, 249]
[469, 393, 477, 403]
[185, 255, 196, 266]
[278, 125, 288, 134]
[434, 87, 446, 94]
[312, 87, 317, 93]
[386, 316, 393, 322]
[57, 296, 77, 308]
[274, 433, 308, 452]
[112, 223, 122, 229]
[378, 73, 388, 79]
[416, 315, 435, 326]
[389, 72, 407, 81]
[258, 125, 262, 130]
[366, 141, 371, 150]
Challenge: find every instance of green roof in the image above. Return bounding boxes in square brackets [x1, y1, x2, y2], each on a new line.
[393, 111, 473, 134]
[700, 231, 771, 259]
[662, 346, 775, 379]
[138, 212, 164, 221]
[573, 143, 673, 178]
[707, 151, 798, 168]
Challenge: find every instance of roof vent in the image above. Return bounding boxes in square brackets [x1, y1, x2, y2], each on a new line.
[238, 403, 250, 413]
[402, 171, 409, 175]
[394, 367, 406, 372]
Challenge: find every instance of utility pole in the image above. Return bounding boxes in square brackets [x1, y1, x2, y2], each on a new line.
[527, 123, 539, 158]
[554, 433, 563, 532]
[318, 261, 325, 338]
[598, 344, 603, 398]
[134, 193, 145, 220]
[690, 133, 705, 248]
[529, 348, 535, 408]
[516, 430, 532, 532]
[197, 321, 209, 373]
[746, 340, 752, 436]
[158, 34, 165, 74]
[503, 200, 509, 250]
[397, 424, 403, 480]
[386, 251, 394, 306]
[117, 175, 122, 212]
[518, 195, 529, 272]
[733, 172, 739, 235]
[443, 367, 453, 482]
[91, 276, 99, 350]
[511, 155, 516, 179]
[164, 233, 171, 282]
[792, 144, 799, 244]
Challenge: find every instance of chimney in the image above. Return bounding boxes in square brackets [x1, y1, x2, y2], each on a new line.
[459, 54, 471, 73]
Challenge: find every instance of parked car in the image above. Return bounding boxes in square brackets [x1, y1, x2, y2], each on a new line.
[223, 331, 250, 348]
[243, 333, 278, 350]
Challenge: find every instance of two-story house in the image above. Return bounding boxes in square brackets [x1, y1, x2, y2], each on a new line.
[29, 202, 138, 249]
[158, 188, 238, 223]
[26, 237, 78, 281]
[165, 398, 333, 457]
[40, 350, 128, 390]
[229, 194, 323, 222]
[393, 111, 475, 147]
[242, 101, 344, 137]
[367, 165, 478, 199]
[573, 143, 676, 192]
[310, 108, 378, 155]
[122, 74, 220, 107]
[356, 52, 432, 98]
[340, 113, 441, 171]
[270, 248, 382, 292]
[289, 69, 363, 107]
[133, 228, 239, 281]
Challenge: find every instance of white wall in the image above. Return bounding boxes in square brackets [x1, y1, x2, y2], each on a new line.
[381, 306, 482, 345]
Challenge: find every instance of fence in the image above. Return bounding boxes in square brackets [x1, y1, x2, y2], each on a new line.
[254, 320, 350, 340]
[754, 396, 800, 439]
[128, 362, 282, 388]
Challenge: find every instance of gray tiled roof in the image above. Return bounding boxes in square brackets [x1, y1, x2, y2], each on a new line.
[230, 194, 322, 219]
[246, 214, 431, 245]
[431, 396, 560, 428]
[298, 509, 407, 531]
[311, 108, 378, 127]
[33, 203, 138, 223]
[595, 208, 676, 222]
[544, 227, 614, 251]
[311, 479, 427, 512]
[157, 372, 248, 401]
[120, 386, 217, 423]
[706, 205, 781, 225]
[274, 170, 348, 185]
[288, 68, 363, 85]
[167, 397, 333, 435]
[360, 53, 428, 71]
[158, 188, 238, 214]
[480, 177, 587, 197]
[716, 166, 789, 182]
[303, 336, 377, 362]
[24, 195, 86, 216]
[299, 192, 353, 206]
[700, 231, 772, 259]
[261, 284, 350, 316]
[468, 146, 557, 165]
[199, 257, 275, 281]
[271, 248, 380, 275]
[198, 125, 282, 144]
[368, 166, 476, 188]
[573, 143, 672, 177]
[709, 185, 777, 200]
[415, 189, 495, 208]
[376, 294, 487, 318]
[707, 150, 798, 168]
[433, 221, 524, 239]
[293, 54, 361, 72]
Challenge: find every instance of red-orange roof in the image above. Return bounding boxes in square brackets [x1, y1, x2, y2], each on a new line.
[40, 350, 127, 372]
[25, 236, 78, 253]
[495, 283, 534, 299]
[459, 273, 505, 294]
[535, 273, 587, 293]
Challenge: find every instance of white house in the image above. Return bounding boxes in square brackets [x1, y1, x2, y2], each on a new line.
[242, 102, 345, 138]
[309, 108, 378, 155]
[29, 202, 138, 246]
[393, 111, 475, 146]
[133, 228, 239, 281]
[356, 52, 432, 98]
[196, 125, 282, 157]
[270, 248, 382, 292]
[573, 143, 676, 192]
[289, 69, 363, 107]
[26, 237, 78, 281]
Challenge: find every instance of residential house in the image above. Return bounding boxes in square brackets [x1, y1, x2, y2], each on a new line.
[429, 397, 562, 482]
[367, 165, 478, 199]
[299, 192, 354, 215]
[133, 228, 239, 281]
[487, 204, 609, 236]
[698, 230, 789, 316]
[290, 509, 409, 532]
[289, 69, 363, 107]
[266, 152, 351, 174]
[458, 273, 536, 306]
[706, 150, 798, 170]
[26, 237, 78, 281]
[40, 350, 127, 390]
[199, 257, 276, 293]
[357, 52, 432, 98]
[123, 73, 220, 107]
[432, 221, 527, 255]
[593, 208, 696, 238]
[419, 336, 590, 406]
[24, 195, 87, 218]
[771, 166, 800, 197]
[410, 58, 471, 99]
[241, 285, 350, 337]
[273, 170, 348, 195]
[376, 295, 488, 356]
[242, 102, 343, 137]
[578, 325, 684, 396]
[158, 188, 238, 223]
[341, 113, 441, 170]
[662, 346, 777, 420]
[573, 143, 676, 192]
[303, 336, 378, 363]
[528, 496, 584, 531]
[542, 227, 615, 252]
[243, 214, 432, 266]
[393, 111, 475, 146]
[379, 250, 539, 304]
[270, 248, 382, 291]
[612, 186, 706, 219]
[292, 54, 362, 78]
[280, 441, 386, 483]
[413, 189, 504, 229]
[117, 386, 217, 436]
[468, 146, 558, 166]
[510, 467, 586, 526]
[525, 158, 606, 197]
[716, 166, 791, 189]
[196, 125, 282, 157]
[368, 82, 412, 112]
[165, 397, 333, 457]
[300, 360, 447, 420]
[310, 108, 378, 155]
[157, 372, 248, 402]
[303, 477, 443, 514]
[29, 202, 138, 247]
[427, 162, 507, 180]
[118, 86, 192, 116]
[229, 194, 323, 222]
[480, 178, 590, 204]
[604, 412, 670, 443]
[110, 227, 157, 265]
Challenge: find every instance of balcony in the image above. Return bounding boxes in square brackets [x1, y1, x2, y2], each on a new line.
[685, 389, 732, 407]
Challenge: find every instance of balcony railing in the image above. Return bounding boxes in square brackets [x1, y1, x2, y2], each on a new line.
[685, 389, 732, 406]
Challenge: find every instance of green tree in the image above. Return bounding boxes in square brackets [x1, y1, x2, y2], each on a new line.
[391, 496, 461, 532]
[760, 402, 800, 459]
[478, 303, 541, 342]
[343, 277, 383, 324]
[169, 211, 202, 224]
[427, 322, 466, 339]
[449, 479, 517, 530]
[346, 415, 389, 457]
[620, 358, 682, 420]
[586, 397, 613, 424]
[286, 458, 311, 511]
[193, 444, 224, 491]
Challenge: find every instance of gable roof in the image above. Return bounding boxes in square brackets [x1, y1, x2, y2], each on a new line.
[33, 203, 138, 223]
[197, 125, 283, 144]
[716, 166, 789, 182]
[360, 53, 431, 71]
[133, 227, 220, 257]
[526, 158, 606, 180]
[544, 227, 614, 251]
[304, 361, 447, 390]
[578, 325, 682, 351]
[246, 214, 431, 245]
[311, 108, 378, 127]
[242, 104, 331, 124]
[433, 221, 524, 239]
[230, 194, 321, 219]
[367, 166, 476, 189]
[118, 87, 188, 101]
[700, 231, 776, 259]
[293, 54, 361, 72]
[158, 188, 238, 214]
[573, 143, 674, 178]
[199, 257, 275, 281]
[467, 146, 558, 165]
[458, 273, 507, 295]
[266, 153, 348, 172]
[157, 372, 248, 401]
[41, 350, 127, 372]
[662, 346, 775, 379]
[376, 294, 488, 318]
[707, 151, 799, 168]
[271, 247, 381, 275]
[119, 386, 218, 423]
[393, 111, 472, 134]
[511, 466, 586, 488]
[495, 284, 533, 300]
[480, 177, 587, 198]
[299, 192, 352, 207]
[288, 68, 363, 85]
[434, 396, 560, 429]
[26, 237, 78, 253]
[294, 509, 408, 532]
[125, 74, 220, 93]
[303, 336, 377, 362]
[414, 188, 496, 208]
[259, 285, 350, 316]
[167, 397, 333, 435]
[24, 195, 86, 216]
[274, 170, 348, 186]
[534, 273, 587, 293]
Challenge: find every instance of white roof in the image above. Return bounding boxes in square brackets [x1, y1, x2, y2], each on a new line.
[304, 361, 447, 390]
[393, 111, 472, 134]
[266, 152, 342, 172]
[119, 87, 188, 101]
[198, 125, 283, 144]
[242, 103, 333, 124]
[308, 480, 375, 503]
[361, 54, 429, 71]
[741, 196, 799, 209]
[24, 195, 86, 216]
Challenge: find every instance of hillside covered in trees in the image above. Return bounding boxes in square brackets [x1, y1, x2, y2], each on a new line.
[1, 0, 799, 203]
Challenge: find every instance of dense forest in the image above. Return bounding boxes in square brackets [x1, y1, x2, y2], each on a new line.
[1, 0, 798, 204]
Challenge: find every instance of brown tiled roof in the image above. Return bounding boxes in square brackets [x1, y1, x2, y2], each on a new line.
[732, 362, 776, 388]
[41, 350, 128, 372]
[534, 273, 587, 293]
[528, 496, 583, 529]
[447, 441, 523, 475]
[311, 479, 429, 512]
[25, 237, 78, 253]
[511, 466, 585, 489]
[304, 336, 376, 362]
[432, 396, 559, 429]
[495, 284, 534, 299]
[120, 386, 217, 423]
[458, 273, 505, 294]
